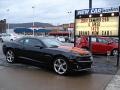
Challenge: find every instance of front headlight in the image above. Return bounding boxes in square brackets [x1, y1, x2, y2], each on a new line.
[89, 52, 93, 61]
[90, 56, 93, 61]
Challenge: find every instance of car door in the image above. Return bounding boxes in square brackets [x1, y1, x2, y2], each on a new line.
[23, 38, 51, 64]
[96, 38, 108, 54]
[14, 38, 25, 57]
[3, 34, 11, 41]
[23, 38, 42, 60]
[91, 37, 98, 53]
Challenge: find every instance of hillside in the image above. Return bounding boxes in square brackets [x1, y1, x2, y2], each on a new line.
[9, 22, 54, 29]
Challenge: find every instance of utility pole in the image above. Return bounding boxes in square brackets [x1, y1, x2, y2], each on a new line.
[67, 11, 72, 39]
[32, 6, 35, 36]
[117, 6, 120, 67]
[89, 0, 92, 51]
[89, 0, 92, 9]
[6, 9, 10, 33]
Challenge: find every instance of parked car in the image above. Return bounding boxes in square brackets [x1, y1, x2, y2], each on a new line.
[2, 37, 93, 75]
[109, 37, 118, 43]
[57, 36, 65, 42]
[1, 33, 21, 42]
[64, 36, 74, 43]
[76, 36, 118, 56]
[69, 37, 74, 43]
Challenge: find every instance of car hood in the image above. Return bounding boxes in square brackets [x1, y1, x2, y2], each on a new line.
[49, 46, 90, 55]
[57, 46, 89, 55]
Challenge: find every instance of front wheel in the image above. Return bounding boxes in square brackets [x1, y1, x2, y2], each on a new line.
[53, 57, 68, 75]
[6, 50, 16, 63]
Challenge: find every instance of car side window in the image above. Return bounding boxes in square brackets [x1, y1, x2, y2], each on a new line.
[18, 39, 24, 44]
[86, 37, 89, 41]
[24, 38, 42, 47]
[91, 37, 96, 42]
[98, 38, 108, 44]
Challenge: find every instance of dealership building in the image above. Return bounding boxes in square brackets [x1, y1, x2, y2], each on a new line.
[0, 19, 6, 33]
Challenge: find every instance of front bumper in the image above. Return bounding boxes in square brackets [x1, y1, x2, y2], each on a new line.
[69, 58, 93, 71]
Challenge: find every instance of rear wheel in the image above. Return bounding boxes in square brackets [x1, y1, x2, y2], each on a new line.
[6, 50, 16, 63]
[112, 49, 118, 56]
[53, 57, 68, 75]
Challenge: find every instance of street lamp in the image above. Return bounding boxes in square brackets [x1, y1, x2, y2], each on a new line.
[6, 9, 10, 33]
[32, 6, 35, 36]
[89, 0, 92, 51]
[67, 11, 72, 39]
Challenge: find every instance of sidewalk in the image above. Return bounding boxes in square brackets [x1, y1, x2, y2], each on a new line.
[105, 68, 120, 90]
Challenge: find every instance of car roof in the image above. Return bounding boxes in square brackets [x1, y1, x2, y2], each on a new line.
[19, 36, 56, 40]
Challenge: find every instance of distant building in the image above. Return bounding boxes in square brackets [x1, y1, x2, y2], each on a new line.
[62, 23, 74, 31]
[62, 24, 69, 31]
[68, 23, 74, 32]
[48, 23, 74, 36]
[14, 27, 52, 36]
[0, 19, 6, 33]
[45, 26, 63, 31]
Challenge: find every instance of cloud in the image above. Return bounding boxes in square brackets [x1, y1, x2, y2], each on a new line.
[0, 0, 119, 25]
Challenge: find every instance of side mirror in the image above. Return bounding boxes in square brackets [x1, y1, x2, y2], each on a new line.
[108, 41, 113, 45]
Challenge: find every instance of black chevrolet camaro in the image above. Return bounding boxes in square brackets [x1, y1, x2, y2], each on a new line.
[2, 37, 93, 75]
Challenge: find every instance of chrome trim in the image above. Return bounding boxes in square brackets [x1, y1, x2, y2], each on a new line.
[19, 56, 46, 64]
[77, 61, 93, 63]
[73, 68, 91, 71]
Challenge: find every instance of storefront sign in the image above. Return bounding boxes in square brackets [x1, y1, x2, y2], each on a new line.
[75, 16, 119, 36]
[77, 7, 119, 15]
[75, 7, 119, 36]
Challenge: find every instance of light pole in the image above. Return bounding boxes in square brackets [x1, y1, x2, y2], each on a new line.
[6, 9, 10, 33]
[89, 0, 92, 51]
[67, 11, 72, 39]
[89, 0, 92, 9]
[32, 6, 35, 36]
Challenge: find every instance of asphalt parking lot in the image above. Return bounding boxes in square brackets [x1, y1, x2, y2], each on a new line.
[0, 42, 119, 90]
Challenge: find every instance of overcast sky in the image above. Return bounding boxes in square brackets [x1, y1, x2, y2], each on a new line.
[0, 0, 120, 25]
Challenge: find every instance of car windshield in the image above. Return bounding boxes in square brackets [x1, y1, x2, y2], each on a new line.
[41, 38, 63, 48]
[109, 37, 118, 43]
[1, 34, 11, 37]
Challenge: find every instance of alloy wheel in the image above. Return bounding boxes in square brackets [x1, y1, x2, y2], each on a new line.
[112, 49, 118, 56]
[6, 50, 15, 63]
[54, 58, 67, 75]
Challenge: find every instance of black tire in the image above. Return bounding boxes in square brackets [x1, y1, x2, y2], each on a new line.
[10, 39, 13, 41]
[53, 57, 69, 75]
[111, 49, 118, 56]
[6, 50, 16, 63]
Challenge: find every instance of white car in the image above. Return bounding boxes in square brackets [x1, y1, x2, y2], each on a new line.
[1, 33, 21, 42]
[69, 37, 74, 43]
[57, 36, 65, 42]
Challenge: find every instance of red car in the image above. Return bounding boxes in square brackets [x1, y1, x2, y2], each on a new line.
[76, 36, 118, 56]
